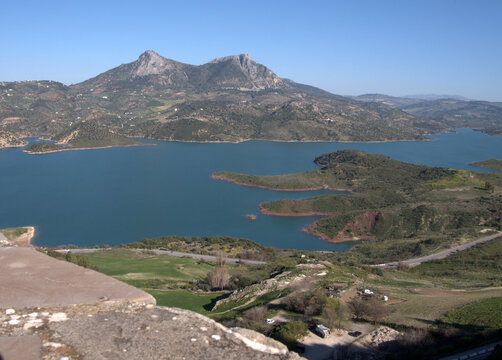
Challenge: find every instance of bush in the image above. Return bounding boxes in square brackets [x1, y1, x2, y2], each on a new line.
[348, 298, 390, 322]
[284, 289, 327, 316]
[244, 306, 268, 322]
[274, 321, 308, 348]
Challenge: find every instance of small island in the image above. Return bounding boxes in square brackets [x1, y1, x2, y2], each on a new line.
[469, 159, 502, 171]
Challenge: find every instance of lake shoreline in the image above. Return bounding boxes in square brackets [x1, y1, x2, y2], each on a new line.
[211, 173, 353, 193]
[24, 142, 156, 154]
[148, 135, 433, 144]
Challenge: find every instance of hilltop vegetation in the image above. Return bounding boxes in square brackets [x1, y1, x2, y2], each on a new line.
[121, 235, 281, 261]
[24, 142, 65, 153]
[214, 150, 502, 263]
[52, 121, 141, 148]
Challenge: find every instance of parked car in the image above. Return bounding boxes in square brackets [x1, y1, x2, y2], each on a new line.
[310, 324, 331, 338]
[348, 331, 362, 337]
[266, 318, 275, 324]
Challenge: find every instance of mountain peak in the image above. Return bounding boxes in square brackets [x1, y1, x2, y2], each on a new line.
[206, 53, 283, 89]
[133, 50, 173, 76]
[139, 50, 163, 60]
[208, 53, 251, 64]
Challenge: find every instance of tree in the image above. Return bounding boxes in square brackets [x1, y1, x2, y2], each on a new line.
[284, 289, 327, 316]
[348, 297, 369, 320]
[322, 298, 348, 330]
[485, 181, 495, 193]
[207, 252, 230, 290]
[348, 297, 389, 323]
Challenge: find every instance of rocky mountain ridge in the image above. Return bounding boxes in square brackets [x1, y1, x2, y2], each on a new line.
[0, 50, 482, 145]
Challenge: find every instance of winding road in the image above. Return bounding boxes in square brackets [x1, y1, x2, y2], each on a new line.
[374, 232, 502, 269]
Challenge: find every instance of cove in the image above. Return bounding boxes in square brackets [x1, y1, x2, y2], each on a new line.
[1, 128, 501, 251]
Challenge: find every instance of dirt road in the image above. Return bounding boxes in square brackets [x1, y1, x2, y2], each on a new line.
[55, 248, 268, 265]
[375, 232, 502, 269]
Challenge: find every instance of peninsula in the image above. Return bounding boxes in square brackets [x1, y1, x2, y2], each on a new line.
[23, 121, 148, 154]
[469, 159, 502, 171]
[213, 150, 502, 263]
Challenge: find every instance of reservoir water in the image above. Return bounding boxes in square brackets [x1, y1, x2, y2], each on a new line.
[1, 128, 501, 251]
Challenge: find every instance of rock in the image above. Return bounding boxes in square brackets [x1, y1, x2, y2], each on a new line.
[48, 307, 304, 359]
[24, 319, 43, 330]
[49, 313, 68, 322]
[231, 327, 289, 355]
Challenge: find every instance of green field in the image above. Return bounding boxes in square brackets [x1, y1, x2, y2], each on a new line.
[148, 290, 225, 315]
[84, 248, 291, 316]
[87, 249, 215, 288]
[442, 297, 502, 329]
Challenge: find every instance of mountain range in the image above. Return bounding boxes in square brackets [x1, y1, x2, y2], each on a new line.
[1, 50, 501, 148]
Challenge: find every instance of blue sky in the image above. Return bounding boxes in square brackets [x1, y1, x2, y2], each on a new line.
[1, 0, 501, 101]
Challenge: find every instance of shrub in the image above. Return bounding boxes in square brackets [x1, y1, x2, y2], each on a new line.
[284, 289, 327, 316]
[274, 321, 308, 348]
[244, 306, 268, 322]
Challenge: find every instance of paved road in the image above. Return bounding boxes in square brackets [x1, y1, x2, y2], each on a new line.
[55, 248, 268, 265]
[374, 232, 502, 269]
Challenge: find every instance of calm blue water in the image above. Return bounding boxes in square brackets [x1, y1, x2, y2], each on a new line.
[1, 128, 501, 251]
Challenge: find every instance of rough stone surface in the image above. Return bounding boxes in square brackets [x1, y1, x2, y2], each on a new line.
[0, 335, 42, 360]
[0, 247, 155, 308]
[49, 307, 300, 360]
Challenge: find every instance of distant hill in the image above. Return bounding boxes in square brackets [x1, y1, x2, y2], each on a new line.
[402, 94, 472, 101]
[353, 94, 502, 136]
[0, 51, 447, 144]
[351, 94, 424, 108]
[402, 99, 502, 131]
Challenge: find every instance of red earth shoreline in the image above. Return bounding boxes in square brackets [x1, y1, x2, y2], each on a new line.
[211, 173, 360, 244]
